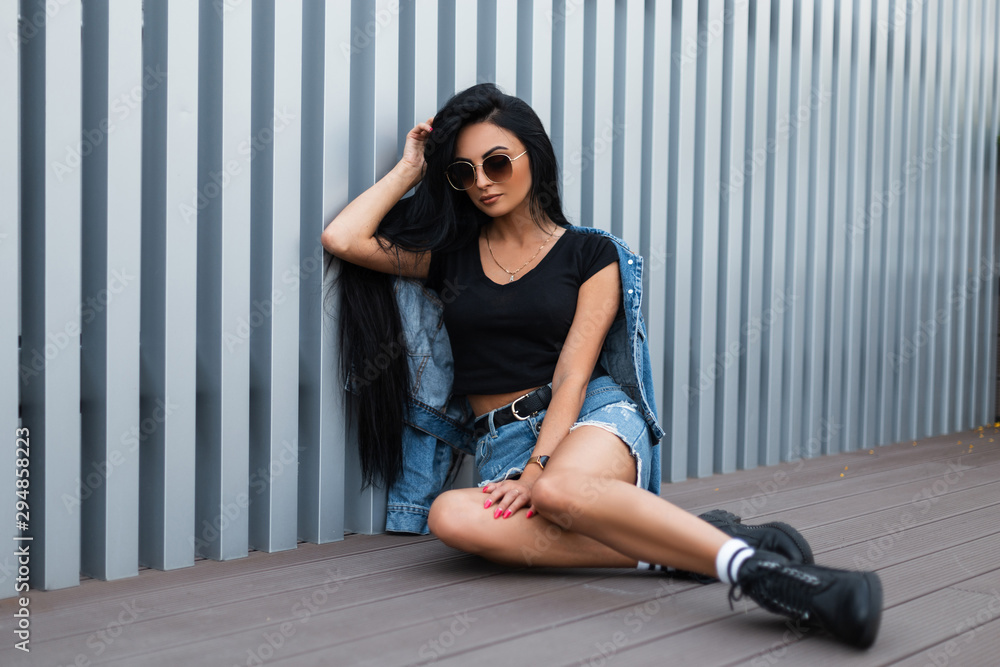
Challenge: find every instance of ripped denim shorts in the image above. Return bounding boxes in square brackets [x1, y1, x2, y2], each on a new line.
[473, 374, 655, 491]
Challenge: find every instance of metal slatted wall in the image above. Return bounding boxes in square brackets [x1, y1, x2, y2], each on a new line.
[3, 0, 998, 594]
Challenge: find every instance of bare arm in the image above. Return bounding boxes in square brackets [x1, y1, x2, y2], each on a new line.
[320, 117, 434, 278]
[526, 262, 622, 467]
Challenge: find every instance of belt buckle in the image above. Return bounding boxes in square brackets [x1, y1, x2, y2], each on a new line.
[510, 391, 534, 420]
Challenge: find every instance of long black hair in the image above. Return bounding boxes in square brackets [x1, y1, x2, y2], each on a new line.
[335, 83, 571, 489]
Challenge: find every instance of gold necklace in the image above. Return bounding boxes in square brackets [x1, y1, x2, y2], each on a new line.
[486, 226, 557, 283]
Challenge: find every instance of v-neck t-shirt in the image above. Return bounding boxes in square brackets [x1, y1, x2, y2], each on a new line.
[425, 226, 621, 395]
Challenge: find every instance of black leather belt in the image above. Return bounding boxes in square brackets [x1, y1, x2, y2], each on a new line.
[473, 385, 553, 439]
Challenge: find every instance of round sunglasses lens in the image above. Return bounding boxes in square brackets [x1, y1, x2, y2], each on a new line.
[448, 163, 475, 189]
[483, 155, 513, 183]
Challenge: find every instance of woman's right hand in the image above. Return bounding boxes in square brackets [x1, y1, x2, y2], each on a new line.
[398, 116, 435, 179]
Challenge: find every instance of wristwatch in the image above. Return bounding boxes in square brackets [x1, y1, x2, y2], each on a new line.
[527, 455, 550, 471]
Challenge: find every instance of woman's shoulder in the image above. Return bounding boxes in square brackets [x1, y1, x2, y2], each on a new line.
[563, 225, 628, 250]
[561, 226, 624, 257]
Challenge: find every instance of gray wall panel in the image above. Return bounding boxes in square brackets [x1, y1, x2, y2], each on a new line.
[298, 0, 348, 545]
[915, 0, 940, 441]
[247, 0, 302, 553]
[690, 0, 723, 478]
[897, 0, 922, 442]
[738, 0, 771, 470]
[664, 0, 697, 481]
[1, 0, 19, 600]
[79, 0, 143, 582]
[715, 0, 749, 475]
[783, 0, 813, 464]
[825, 0, 852, 456]
[138, 0, 199, 572]
[806, 0, 833, 456]
[761, 0, 791, 466]
[19, 0, 83, 590]
[642, 0, 670, 475]
[985, 0, 1000, 425]
[9, 0, 1000, 592]
[194, 0, 253, 561]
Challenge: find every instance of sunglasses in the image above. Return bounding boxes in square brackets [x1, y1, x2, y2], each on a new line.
[445, 150, 528, 190]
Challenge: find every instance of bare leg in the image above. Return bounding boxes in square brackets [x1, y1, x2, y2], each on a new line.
[428, 426, 730, 576]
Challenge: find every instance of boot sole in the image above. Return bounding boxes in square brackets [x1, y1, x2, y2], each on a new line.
[700, 509, 815, 565]
[853, 572, 884, 649]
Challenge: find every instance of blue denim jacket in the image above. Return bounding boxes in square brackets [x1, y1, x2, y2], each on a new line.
[385, 225, 665, 533]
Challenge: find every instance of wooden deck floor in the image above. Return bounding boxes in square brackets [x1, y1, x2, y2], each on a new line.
[3, 426, 999, 666]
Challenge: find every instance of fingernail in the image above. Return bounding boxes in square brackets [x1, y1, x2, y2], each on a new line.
[494, 508, 502, 519]
[484, 500, 492, 509]
[482, 485, 490, 493]
[526, 510, 534, 518]
[503, 510, 512, 519]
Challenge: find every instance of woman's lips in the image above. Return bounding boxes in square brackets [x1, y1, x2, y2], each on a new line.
[480, 194, 501, 205]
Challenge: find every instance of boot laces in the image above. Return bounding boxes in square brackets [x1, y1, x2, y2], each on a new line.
[728, 560, 822, 619]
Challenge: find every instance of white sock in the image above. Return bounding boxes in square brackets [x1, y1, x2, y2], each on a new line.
[636, 560, 666, 573]
[715, 538, 753, 584]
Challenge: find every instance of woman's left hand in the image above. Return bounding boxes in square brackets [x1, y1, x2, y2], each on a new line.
[482, 478, 536, 519]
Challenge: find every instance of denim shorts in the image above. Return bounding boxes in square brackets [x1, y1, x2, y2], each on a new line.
[474, 374, 654, 490]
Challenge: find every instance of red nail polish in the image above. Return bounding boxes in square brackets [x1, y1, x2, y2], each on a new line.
[526, 510, 534, 518]
[484, 500, 492, 509]
[503, 510, 512, 519]
[482, 485, 490, 493]
[494, 508, 502, 519]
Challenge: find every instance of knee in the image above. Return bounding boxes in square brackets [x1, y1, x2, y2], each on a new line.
[531, 474, 580, 528]
[428, 490, 477, 551]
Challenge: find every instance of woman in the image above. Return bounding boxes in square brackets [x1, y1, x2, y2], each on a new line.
[322, 83, 882, 649]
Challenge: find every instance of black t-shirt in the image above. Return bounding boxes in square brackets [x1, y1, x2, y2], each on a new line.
[425, 227, 621, 395]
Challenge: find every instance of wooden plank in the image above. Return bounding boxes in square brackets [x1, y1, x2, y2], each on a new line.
[429, 517, 1000, 666]
[779, 478, 1000, 556]
[80, 570, 623, 666]
[668, 440, 1000, 517]
[2, 433, 998, 665]
[19, 540, 462, 640]
[893, 617, 1000, 667]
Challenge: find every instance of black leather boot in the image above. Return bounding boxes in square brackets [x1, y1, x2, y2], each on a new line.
[731, 550, 883, 648]
[699, 509, 814, 564]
